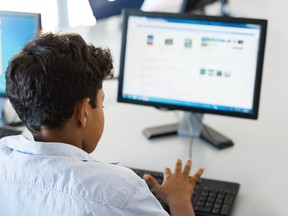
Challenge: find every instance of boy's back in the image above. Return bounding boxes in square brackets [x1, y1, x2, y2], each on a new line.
[2, 32, 203, 216]
[0, 135, 167, 216]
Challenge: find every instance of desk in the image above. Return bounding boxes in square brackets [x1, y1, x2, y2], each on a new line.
[92, 79, 287, 216]
[58, 4, 288, 214]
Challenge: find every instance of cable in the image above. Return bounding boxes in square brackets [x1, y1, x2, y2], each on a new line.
[186, 113, 196, 159]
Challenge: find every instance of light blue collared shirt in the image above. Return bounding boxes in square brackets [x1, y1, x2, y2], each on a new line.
[0, 135, 169, 216]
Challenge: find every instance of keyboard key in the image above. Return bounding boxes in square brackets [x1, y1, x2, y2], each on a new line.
[224, 195, 234, 205]
[199, 196, 207, 201]
[201, 191, 209, 196]
[220, 204, 230, 215]
[212, 207, 221, 214]
[205, 201, 213, 207]
[207, 197, 215, 202]
[196, 200, 205, 206]
[213, 202, 222, 209]
[217, 192, 225, 199]
[216, 198, 224, 203]
[195, 206, 211, 213]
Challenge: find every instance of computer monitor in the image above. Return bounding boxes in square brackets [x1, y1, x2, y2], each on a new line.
[0, 10, 41, 96]
[0, 11, 41, 125]
[117, 9, 267, 149]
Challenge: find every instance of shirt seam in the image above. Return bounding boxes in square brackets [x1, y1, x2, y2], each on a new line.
[121, 177, 143, 210]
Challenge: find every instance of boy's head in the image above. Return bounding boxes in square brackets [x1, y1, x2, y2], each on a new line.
[5, 32, 113, 149]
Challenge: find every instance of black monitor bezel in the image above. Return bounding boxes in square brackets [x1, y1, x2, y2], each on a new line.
[117, 9, 267, 119]
[0, 10, 42, 98]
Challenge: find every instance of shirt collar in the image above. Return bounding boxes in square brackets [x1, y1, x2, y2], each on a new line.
[1, 135, 94, 161]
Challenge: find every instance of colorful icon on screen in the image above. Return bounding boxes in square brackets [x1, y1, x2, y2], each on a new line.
[147, 35, 154, 45]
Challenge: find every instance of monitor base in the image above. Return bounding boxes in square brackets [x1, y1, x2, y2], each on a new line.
[143, 123, 178, 139]
[200, 124, 233, 149]
[143, 112, 233, 149]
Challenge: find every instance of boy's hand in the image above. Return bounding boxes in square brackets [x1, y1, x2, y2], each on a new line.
[143, 159, 204, 216]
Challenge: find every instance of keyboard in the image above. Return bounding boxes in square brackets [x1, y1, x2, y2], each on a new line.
[130, 168, 240, 216]
[0, 127, 22, 139]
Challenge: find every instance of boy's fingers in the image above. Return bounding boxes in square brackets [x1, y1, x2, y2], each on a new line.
[143, 174, 160, 189]
[183, 159, 192, 178]
[190, 168, 204, 183]
[164, 167, 172, 177]
[174, 159, 182, 175]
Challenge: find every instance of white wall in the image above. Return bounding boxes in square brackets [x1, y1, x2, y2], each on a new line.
[230, 0, 288, 141]
[0, 0, 58, 31]
[0, 0, 95, 31]
[202, 0, 288, 147]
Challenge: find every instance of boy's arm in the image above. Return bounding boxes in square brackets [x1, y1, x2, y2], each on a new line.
[143, 159, 204, 216]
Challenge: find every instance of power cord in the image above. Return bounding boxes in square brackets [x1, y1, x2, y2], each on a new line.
[186, 113, 197, 159]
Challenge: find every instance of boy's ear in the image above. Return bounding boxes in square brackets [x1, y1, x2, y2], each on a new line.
[76, 98, 90, 127]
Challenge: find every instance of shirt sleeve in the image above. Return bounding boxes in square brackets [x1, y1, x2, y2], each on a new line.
[123, 177, 170, 216]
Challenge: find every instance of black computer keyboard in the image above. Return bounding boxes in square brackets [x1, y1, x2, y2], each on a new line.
[0, 127, 22, 138]
[130, 168, 240, 216]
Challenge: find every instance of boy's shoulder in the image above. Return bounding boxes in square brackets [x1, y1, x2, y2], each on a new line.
[0, 136, 166, 215]
[67, 161, 145, 207]
[0, 135, 144, 207]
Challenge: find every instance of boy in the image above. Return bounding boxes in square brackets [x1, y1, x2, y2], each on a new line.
[0, 33, 203, 215]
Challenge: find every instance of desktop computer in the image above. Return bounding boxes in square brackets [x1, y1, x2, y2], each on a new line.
[0, 10, 41, 136]
[117, 9, 267, 149]
[117, 9, 267, 216]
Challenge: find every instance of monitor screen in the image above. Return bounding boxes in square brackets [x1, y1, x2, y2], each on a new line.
[0, 11, 41, 96]
[118, 9, 267, 120]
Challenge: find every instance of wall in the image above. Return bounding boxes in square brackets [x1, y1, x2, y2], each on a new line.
[203, 0, 288, 147]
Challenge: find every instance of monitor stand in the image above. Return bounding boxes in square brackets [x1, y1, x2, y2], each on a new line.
[143, 111, 233, 149]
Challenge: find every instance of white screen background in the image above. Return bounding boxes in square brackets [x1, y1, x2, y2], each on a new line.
[123, 16, 261, 111]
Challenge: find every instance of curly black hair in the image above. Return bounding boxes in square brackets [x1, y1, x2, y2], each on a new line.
[5, 32, 113, 133]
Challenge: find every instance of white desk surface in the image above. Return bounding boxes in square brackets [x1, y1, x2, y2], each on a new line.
[93, 79, 287, 216]
[59, 3, 288, 215]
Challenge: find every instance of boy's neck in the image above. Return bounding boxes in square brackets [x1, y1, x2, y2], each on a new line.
[33, 121, 83, 150]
